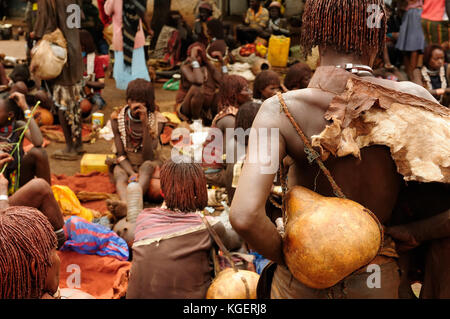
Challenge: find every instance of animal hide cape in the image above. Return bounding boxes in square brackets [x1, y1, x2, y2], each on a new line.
[310, 71, 450, 184]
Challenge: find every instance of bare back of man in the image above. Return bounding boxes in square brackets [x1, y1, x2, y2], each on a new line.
[230, 65, 439, 299]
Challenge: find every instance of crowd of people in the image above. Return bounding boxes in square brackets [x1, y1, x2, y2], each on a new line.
[0, 0, 449, 300]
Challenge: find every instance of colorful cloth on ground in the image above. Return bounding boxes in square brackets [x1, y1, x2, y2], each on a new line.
[422, 0, 447, 21]
[122, 0, 147, 66]
[61, 216, 129, 261]
[133, 208, 207, 245]
[245, 6, 270, 30]
[422, 19, 450, 45]
[52, 185, 95, 221]
[58, 251, 131, 299]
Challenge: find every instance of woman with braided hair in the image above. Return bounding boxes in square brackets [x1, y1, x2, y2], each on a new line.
[126, 159, 240, 299]
[0, 205, 59, 299]
[202, 75, 252, 188]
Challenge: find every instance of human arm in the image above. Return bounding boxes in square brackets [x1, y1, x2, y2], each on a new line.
[34, 0, 55, 39]
[229, 100, 287, 265]
[180, 47, 206, 85]
[258, 9, 270, 29]
[10, 92, 43, 147]
[386, 208, 450, 253]
[0, 173, 10, 210]
[244, 9, 251, 25]
[0, 153, 13, 210]
[134, 105, 155, 162]
[104, 0, 114, 16]
[85, 78, 105, 90]
[111, 118, 137, 177]
[209, 218, 243, 251]
[209, 51, 227, 81]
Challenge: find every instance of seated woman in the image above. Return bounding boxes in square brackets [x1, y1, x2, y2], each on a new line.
[203, 75, 252, 187]
[126, 159, 240, 299]
[224, 101, 262, 203]
[252, 70, 281, 103]
[0, 92, 50, 194]
[283, 62, 312, 91]
[177, 43, 225, 125]
[79, 29, 107, 118]
[107, 79, 170, 219]
[0, 152, 66, 248]
[260, 1, 290, 39]
[192, 1, 214, 47]
[413, 44, 450, 106]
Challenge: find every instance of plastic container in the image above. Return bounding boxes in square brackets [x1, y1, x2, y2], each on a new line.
[92, 112, 104, 127]
[267, 35, 291, 68]
[126, 182, 143, 224]
[80, 154, 115, 174]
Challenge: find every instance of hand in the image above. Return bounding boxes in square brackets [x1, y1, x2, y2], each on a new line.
[0, 153, 13, 169]
[0, 174, 9, 191]
[135, 105, 148, 124]
[210, 51, 223, 62]
[385, 225, 420, 253]
[9, 92, 29, 111]
[436, 88, 445, 95]
[190, 46, 200, 60]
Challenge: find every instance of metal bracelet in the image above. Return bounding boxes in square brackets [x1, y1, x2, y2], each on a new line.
[191, 61, 200, 69]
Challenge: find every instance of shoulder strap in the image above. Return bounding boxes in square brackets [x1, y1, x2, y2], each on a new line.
[276, 92, 346, 199]
[200, 214, 238, 272]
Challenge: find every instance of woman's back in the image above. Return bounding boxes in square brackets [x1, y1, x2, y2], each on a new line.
[126, 208, 216, 299]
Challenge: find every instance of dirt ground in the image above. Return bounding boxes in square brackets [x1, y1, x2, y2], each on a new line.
[1, 36, 177, 176]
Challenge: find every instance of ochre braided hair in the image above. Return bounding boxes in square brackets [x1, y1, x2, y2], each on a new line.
[300, 0, 387, 58]
[0, 206, 57, 299]
[160, 160, 208, 212]
[218, 75, 249, 112]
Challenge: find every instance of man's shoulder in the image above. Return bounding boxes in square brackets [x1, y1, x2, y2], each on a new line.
[256, 89, 318, 126]
[390, 80, 437, 101]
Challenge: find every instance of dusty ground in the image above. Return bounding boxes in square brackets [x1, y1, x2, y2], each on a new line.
[1, 35, 177, 176]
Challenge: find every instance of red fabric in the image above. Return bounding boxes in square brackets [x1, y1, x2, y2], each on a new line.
[83, 200, 109, 214]
[83, 55, 106, 80]
[97, 0, 112, 26]
[58, 251, 131, 299]
[422, 0, 446, 21]
[51, 172, 116, 193]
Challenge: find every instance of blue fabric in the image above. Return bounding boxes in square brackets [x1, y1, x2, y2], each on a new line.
[61, 216, 129, 261]
[90, 93, 106, 109]
[396, 8, 425, 52]
[250, 251, 271, 275]
[113, 48, 150, 90]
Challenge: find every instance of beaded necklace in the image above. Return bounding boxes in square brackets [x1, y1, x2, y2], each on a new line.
[118, 106, 156, 153]
[336, 63, 374, 77]
[421, 65, 446, 103]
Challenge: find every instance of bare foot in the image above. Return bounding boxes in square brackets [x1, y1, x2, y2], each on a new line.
[106, 199, 127, 220]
